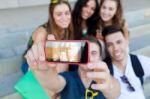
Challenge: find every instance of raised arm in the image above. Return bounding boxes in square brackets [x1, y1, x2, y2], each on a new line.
[25, 42, 66, 93]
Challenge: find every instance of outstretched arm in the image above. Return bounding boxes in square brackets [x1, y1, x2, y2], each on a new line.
[25, 42, 66, 93]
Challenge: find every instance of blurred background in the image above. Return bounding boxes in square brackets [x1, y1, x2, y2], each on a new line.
[0, 0, 150, 98]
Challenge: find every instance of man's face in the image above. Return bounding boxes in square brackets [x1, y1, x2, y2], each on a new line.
[90, 42, 101, 63]
[80, 42, 101, 71]
[105, 32, 129, 62]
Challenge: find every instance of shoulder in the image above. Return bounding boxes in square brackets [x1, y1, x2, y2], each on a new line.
[124, 21, 128, 28]
[120, 19, 128, 32]
[122, 20, 128, 29]
[32, 26, 48, 43]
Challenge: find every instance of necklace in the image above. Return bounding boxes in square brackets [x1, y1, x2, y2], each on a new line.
[82, 29, 87, 35]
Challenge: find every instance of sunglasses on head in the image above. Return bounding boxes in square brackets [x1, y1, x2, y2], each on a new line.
[51, 0, 68, 4]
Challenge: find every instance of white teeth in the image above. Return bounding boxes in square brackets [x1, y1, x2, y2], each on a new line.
[103, 15, 108, 19]
[114, 52, 120, 57]
[83, 13, 88, 17]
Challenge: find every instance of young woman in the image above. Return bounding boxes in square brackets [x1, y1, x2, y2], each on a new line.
[21, 0, 74, 98]
[72, 0, 100, 40]
[21, 0, 74, 74]
[97, 0, 129, 40]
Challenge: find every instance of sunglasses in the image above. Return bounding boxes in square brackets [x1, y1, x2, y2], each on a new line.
[51, 0, 68, 4]
[120, 75, 135, 92]
[85, 89, 98, 99]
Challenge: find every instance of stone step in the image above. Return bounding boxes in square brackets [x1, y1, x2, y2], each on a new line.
[130, 37, 150, 52]
[0, 5, 47, 35]
[0, 71, 23, 97]
[128, 18, 150, 28]
[131, 45, 150, 57]
[0, 31, 29, 49]
[1, 92, 22, 99]
[0, 55, 22, 76]
[0, 30, 32, 60]
[129, 24, 150, 39]
[129, 24, 150, 51]
[125, 8, 150, 23]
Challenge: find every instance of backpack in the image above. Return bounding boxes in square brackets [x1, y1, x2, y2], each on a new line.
[104, 54, 145, 85]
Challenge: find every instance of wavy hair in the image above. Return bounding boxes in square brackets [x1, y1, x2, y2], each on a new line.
[72, 0, 100, 39]
[99, 0, 124, 28]
[45, 0, 74, 40]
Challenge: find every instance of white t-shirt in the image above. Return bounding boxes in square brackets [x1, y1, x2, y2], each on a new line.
[113, 55, 150, 99]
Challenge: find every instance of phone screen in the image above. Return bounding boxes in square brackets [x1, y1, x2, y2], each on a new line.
[45, 40, 89, 64]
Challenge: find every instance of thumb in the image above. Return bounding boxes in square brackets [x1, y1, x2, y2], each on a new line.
[47, 34, 55, 40]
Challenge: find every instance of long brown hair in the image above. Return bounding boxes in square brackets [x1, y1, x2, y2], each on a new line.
[72, 0, 100, 40]
[99, 0, 124, 28]
[45, 0, 74, 40]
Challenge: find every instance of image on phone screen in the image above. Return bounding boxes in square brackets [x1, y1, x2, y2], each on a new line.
[45, 40, 89, 64]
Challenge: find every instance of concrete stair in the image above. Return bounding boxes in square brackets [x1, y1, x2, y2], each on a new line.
[0, 1, 150, 99]
[0, 72, 23, 98]
[0, 5, 48, 99]
[0, 56, 23, 98]
[1, 93, 22, 99]
[131, 45, 150, 57]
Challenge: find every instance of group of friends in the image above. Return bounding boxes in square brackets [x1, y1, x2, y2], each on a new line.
[21, 0, 150, 99]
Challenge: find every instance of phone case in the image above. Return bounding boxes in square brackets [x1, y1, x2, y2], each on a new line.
[45, 40, 90, 65]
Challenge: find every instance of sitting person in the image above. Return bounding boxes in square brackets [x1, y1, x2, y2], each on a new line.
[21, 0, 74, 98]
[97, 0, 129, 40]
[25, 37, 120, 99]
[102, 25, 150, 99]
[21, 0, 74, 74]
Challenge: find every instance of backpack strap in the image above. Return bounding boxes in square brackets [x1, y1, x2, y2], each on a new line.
[130, 54, 145, 85]
[104, 54, 145, 86]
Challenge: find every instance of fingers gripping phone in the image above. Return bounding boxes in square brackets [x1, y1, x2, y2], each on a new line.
[45, 40, 89, 64]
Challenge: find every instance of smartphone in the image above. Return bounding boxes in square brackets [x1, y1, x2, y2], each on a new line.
[45, 40, 89, 64]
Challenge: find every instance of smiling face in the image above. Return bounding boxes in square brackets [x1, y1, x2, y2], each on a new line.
[105, 32, 128, 62]
[81, 0, 96, 20]
[100, 0, 117, 23]
[53, 3, 71, 29]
